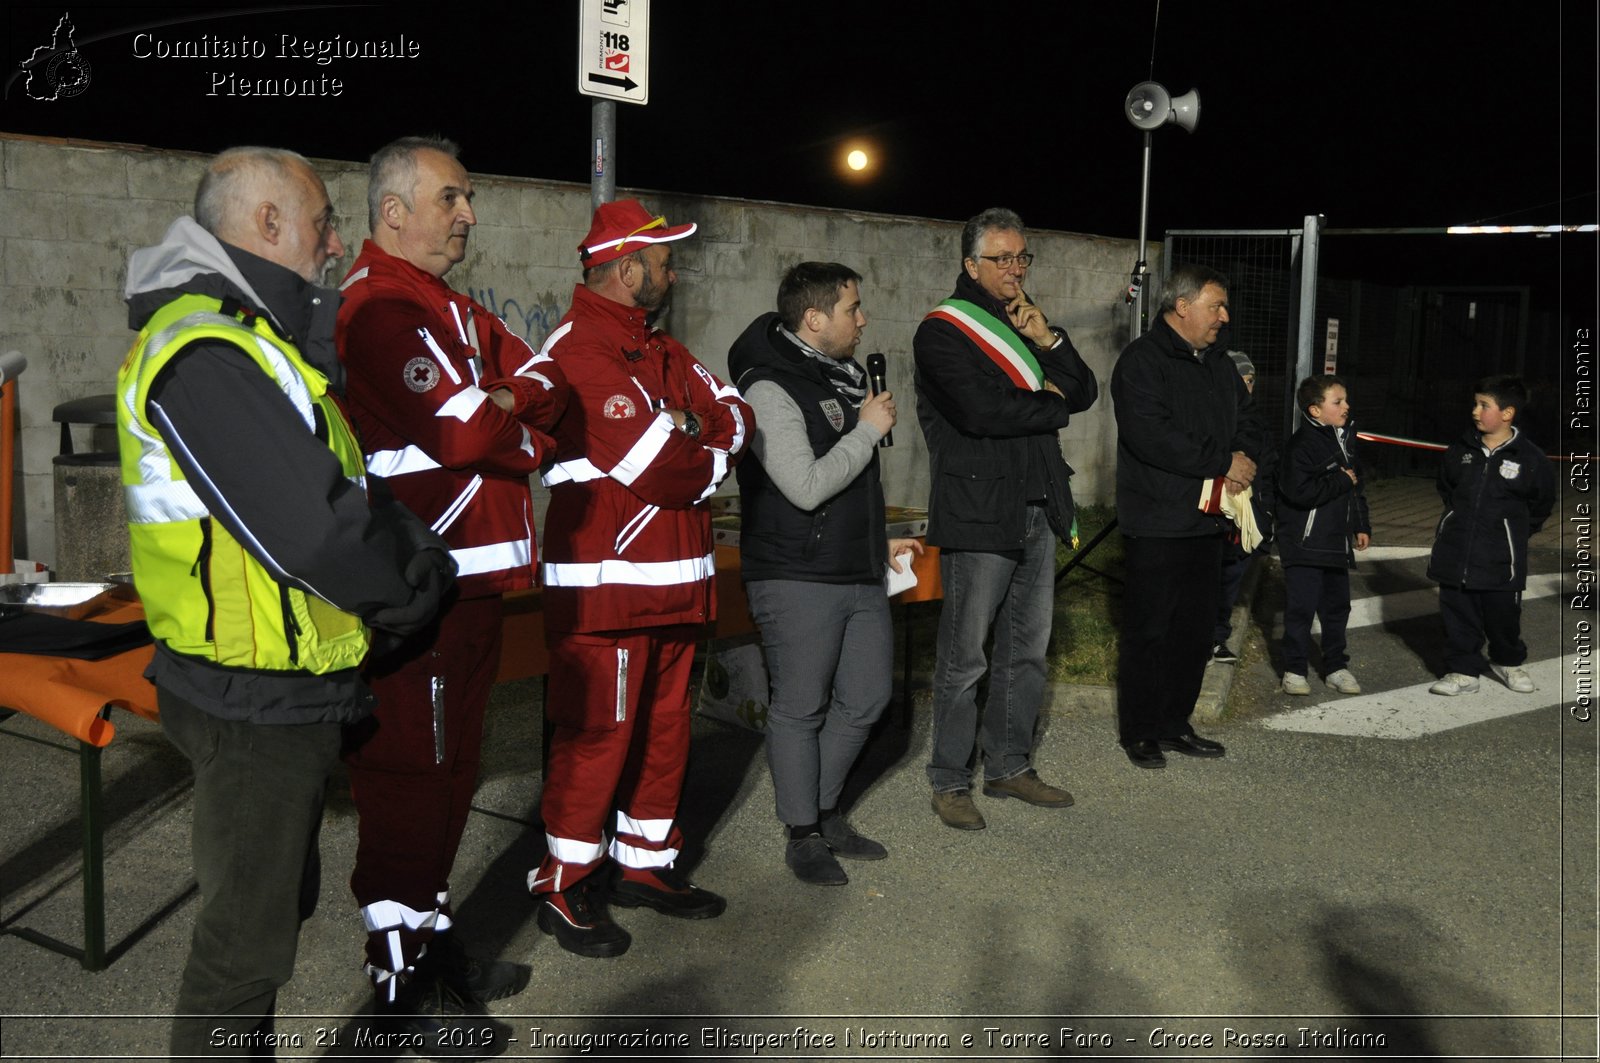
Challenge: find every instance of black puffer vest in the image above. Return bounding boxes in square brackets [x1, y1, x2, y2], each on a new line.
[733, 315, 886, 584]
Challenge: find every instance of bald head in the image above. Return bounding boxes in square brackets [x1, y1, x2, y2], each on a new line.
[195, 147, 306, 240]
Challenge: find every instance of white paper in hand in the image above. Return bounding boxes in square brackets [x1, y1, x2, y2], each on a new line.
[884, 551, 919, 597]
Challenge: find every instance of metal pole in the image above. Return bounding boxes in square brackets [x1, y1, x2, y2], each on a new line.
[1132, 132, 1153, 346]
[591, 99, 615, 211]
[1285, 229, 1304, 441]
[0, 379, 15, 575]
[1293, 213, 1323, 400]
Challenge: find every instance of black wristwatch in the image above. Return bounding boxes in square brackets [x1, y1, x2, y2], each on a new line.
[681, 411, 702, 440]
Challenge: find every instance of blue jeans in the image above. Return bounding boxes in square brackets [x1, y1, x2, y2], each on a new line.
[926, 503, 1056, 792]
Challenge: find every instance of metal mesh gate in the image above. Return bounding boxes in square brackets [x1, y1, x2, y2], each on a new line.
[1162, 227, 1310, 455]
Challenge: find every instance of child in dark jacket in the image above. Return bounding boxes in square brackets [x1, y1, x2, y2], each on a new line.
[1211, 351, 1276, 663]
[1426, 375, 1556, 695]
[1275, 375, 1371, 696]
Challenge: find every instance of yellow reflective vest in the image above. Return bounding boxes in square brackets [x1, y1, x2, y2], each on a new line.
[117, 293, 371, 672]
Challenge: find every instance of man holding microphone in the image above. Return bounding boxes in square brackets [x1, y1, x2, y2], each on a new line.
[730, 262, 921, 885]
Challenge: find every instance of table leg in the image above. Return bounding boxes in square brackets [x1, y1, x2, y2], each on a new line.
[79, 739, 107, 971]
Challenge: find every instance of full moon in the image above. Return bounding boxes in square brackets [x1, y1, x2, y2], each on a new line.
[846, 149, 869, 171]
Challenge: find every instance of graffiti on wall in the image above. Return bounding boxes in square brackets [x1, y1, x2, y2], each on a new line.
[469, 287, 567, 349]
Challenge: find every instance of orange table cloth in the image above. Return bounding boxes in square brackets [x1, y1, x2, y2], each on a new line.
[0, 599, 158, 747]
[713, 541, 942, 638]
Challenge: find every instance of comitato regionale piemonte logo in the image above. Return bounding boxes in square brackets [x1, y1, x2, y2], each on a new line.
[19, 12, 92, 100]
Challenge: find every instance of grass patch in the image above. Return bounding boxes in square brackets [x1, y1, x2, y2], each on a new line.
[1048, 503, 1123, 685]
[899, 504, 1126, 688]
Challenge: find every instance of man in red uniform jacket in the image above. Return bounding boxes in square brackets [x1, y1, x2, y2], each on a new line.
[531, 199, 752, 958]
[337, 136, 569, 1020]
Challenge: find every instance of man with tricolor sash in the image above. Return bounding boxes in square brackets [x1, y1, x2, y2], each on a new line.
[913, 207, 1098, 831]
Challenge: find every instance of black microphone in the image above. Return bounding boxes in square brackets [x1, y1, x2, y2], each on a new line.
[865, 352, 893, 448]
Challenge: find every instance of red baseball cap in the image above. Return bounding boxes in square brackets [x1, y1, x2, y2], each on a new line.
[578, 199, 697, 267]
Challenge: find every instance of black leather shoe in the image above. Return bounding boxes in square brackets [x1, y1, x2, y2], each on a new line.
[1158, 733, 1226, 758]
[436, 935, 531, 1004]
[609, 866, 727, 919]
[375, 970, 509, 1060]
[535, 879, 631, 958]
[1124, 740, 1167, 769]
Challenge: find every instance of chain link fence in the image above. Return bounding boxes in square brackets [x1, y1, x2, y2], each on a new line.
[1162, 230, 1556, 480]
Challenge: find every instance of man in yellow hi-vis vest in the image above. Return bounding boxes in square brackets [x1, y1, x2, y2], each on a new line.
[117, 147, 452, 1058]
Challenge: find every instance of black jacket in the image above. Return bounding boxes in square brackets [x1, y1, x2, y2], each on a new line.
[1426, 428, 1555, 591]
[913, 272, 1097, 551]
[1274, 418, 1370, 568]
[1111, 316, 1263, 538]
[729, 314, 886, 583]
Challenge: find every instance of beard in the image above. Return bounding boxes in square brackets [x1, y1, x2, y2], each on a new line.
[636, 268, 670, 312]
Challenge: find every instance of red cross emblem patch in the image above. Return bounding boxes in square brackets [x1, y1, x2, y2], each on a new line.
[604, 394, 637, 419]
[403, 356, 439, 393]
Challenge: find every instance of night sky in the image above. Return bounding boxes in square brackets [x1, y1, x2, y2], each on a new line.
[2, 2, 1595, 301]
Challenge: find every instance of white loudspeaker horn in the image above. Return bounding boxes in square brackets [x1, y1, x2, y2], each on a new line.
[1125, 81, 1171, 131]
[1169, 89, 1201, 132]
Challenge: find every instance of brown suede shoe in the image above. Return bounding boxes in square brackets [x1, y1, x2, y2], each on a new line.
[982, 769, 1074, 807]
[930, 789, 987, 830]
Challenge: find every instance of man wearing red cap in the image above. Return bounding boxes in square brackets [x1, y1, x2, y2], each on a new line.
[530, 199, 752, 958]
[337, 136, 569, 1023]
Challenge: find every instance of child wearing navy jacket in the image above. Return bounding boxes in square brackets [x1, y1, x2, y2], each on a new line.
[1426, 376, 1556, 695]
[1275, 375, 1371, 696]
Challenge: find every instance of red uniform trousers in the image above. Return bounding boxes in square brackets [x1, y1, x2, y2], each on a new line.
[344, 593, 502, 991]
[532, 625, 698, 895]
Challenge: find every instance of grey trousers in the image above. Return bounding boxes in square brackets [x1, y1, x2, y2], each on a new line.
[160, 689, 342, 1058]
[745, 579, 893, 827]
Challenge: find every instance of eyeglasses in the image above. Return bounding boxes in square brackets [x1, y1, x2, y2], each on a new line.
[976, 252, 1034, 269]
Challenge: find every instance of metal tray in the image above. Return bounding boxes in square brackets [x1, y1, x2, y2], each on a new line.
[0, 581, 117, 620]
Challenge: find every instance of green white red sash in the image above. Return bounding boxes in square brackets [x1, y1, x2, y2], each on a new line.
[925, 299, 1044, 391]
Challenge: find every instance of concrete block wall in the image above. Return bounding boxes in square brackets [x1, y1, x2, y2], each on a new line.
[1, 133, 1146, 569]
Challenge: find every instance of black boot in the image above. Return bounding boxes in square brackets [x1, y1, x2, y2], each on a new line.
[435, 933, 531, 1005]
[371, 956, 509, 1061]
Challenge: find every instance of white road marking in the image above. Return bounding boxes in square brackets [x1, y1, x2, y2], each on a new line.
[1360, 546, 1434, 561]
[1304, 573, 1564, 633]
[1258, 656, 1566, 739]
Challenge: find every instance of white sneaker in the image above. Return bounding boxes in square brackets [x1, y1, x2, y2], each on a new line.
[1489, 663, 1536, 693]
[1282, 672, 1311, 696]
[1325, 669, 1362, 694]
[1429, 673, 1480, 696]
